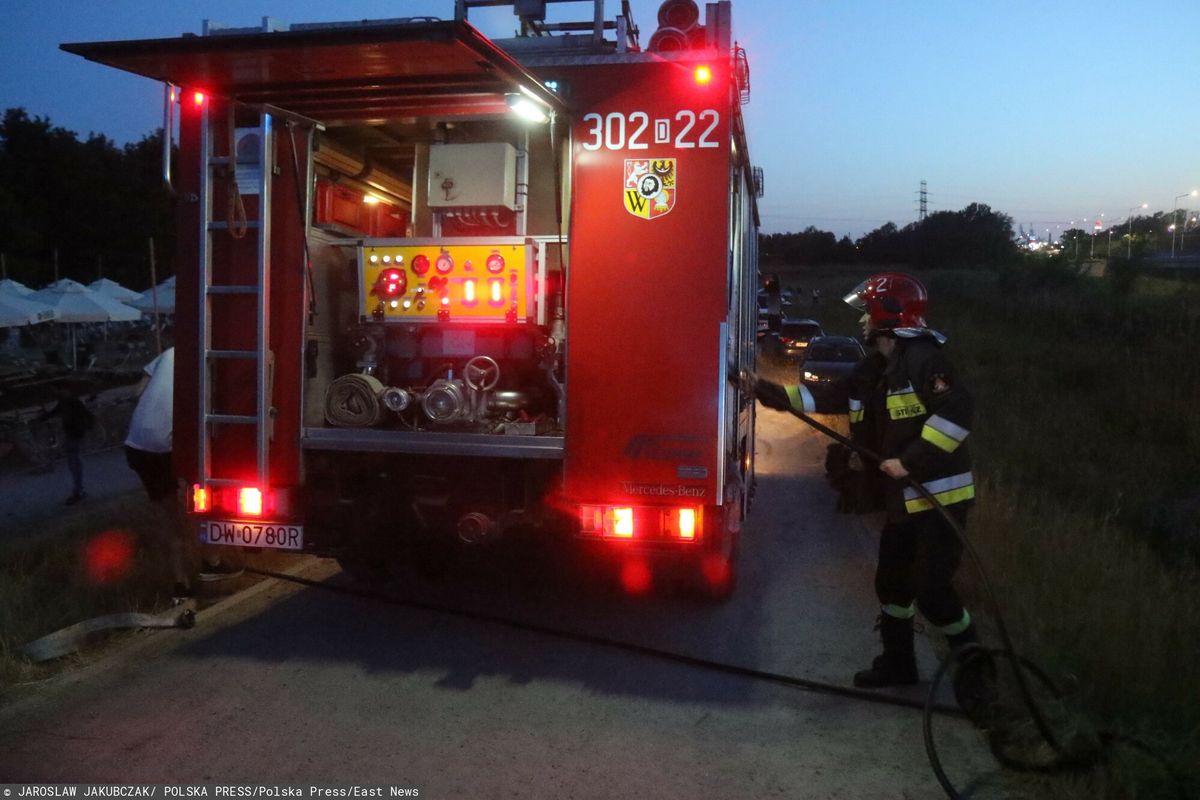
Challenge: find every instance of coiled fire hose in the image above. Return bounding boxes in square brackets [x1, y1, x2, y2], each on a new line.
[324, 373, 386, 428]
[744, 372, 1189, 800]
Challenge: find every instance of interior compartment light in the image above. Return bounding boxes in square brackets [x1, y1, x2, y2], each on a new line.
[238, 487, 263, 517]
[363, 194, 381, 205]
[192, 484, 210, 513]
[506, 94, 549, 124]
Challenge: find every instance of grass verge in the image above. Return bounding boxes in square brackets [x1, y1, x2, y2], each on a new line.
[0, 492, 290, 697]
[775, 264, 1200, 798]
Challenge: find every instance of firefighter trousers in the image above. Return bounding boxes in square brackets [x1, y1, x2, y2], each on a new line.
[874, 505, 969, 629]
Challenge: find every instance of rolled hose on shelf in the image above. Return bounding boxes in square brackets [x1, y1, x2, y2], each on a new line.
[324, 373, 386, 428]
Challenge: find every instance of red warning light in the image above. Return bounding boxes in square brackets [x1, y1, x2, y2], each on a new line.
[486, 253, 506, 274]
[193, 91, 207, 107]
[375, 268, 406, 298]
[411, 254, 431, 276]
[694, 65, 713, 85]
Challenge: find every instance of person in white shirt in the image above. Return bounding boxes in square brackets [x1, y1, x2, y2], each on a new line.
[125, 347, 239, 597]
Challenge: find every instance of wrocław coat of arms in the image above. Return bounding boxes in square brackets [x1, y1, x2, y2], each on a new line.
[623, 158, 676, 219]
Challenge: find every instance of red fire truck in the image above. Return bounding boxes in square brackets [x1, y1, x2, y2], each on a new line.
[64, 0, 762, 598]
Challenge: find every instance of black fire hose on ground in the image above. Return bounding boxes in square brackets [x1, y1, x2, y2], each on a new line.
[761, 387, 1189, 799]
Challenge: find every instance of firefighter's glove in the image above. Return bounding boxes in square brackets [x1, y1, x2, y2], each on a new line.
[755, 379, 791, 412]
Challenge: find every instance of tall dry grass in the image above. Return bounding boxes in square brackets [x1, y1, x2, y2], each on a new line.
[784, 264, 1200, 796]
[0, 496, 182, 691]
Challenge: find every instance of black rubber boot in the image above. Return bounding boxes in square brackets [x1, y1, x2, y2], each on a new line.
[947, 625, 998, 725]
[853, 614, 918, 688]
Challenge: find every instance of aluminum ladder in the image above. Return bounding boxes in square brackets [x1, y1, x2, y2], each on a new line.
[196, 102, 274, 490]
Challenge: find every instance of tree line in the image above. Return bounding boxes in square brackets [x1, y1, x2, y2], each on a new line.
[0, 108, 174, 290]
[760, 203, 1019, 268]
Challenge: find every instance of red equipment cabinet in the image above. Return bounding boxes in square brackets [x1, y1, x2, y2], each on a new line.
[63, 0, 761, 599]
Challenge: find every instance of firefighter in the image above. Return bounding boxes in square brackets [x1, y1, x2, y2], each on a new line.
[755, 273, 990, 710]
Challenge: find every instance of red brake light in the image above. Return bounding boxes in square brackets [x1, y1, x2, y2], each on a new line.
[192, 484, 210, 513]
[411, 254, 430, 275]
[694, 65, 713, 85]
[238, 487, 263, 517]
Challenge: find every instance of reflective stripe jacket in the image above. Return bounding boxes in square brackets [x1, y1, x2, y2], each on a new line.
[866, 332, 975, 521]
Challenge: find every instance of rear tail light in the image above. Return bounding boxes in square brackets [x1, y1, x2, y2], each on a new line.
[238, 487, 263, 517]
[578, 505, 702, 542]
[189, 484, 289, 518]
[612, 507, 634, 538]
[677, 508, 696, 540]
[192, 484, 210, 513]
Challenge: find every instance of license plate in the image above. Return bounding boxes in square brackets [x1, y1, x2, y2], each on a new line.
[201, 520, 304, 550]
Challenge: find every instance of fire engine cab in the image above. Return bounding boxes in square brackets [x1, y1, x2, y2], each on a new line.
[64, 0, 762, 598]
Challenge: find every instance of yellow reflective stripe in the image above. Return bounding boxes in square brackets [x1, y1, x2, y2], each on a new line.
[886, 392, 926, 420]
[849, 408, 864, 423]
[926, 414, 969, 442]
[921, 424, 961, 453]
[905, 483, 975, 514]
[882, 603, 915, 620]
[785, 384, 816, 413]
[936, 609, 972, 636]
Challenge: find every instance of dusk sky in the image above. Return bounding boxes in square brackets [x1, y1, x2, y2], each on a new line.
[2, 0, 1197, 239]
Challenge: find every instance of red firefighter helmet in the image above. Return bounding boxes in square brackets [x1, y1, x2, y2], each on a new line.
[843, 272, 928, 331]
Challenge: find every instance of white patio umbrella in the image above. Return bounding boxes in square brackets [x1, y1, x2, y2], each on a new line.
[88, 277, 143, 303]
[0, 278, 35, 296]
[131, 275, 176, 315]
[28, 279, 140, 369]
[0, 292, 59, 327]
[29, 279, 141, 323]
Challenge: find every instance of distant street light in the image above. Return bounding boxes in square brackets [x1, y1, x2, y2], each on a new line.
[1171, 190, 1198, 258]
[1090, 213, 1104, 258]
[1127, 203, 1148, 258]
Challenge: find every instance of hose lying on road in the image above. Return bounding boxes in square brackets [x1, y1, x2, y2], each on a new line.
[244, 564, 965, 716]
[19, 601, 196, 663]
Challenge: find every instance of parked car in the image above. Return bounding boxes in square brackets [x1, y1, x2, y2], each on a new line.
[768, 318, 824, 358]
[799, 335, 865, 411]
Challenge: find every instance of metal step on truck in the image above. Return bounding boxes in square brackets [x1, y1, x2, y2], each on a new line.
[63, 0, 763, 599]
